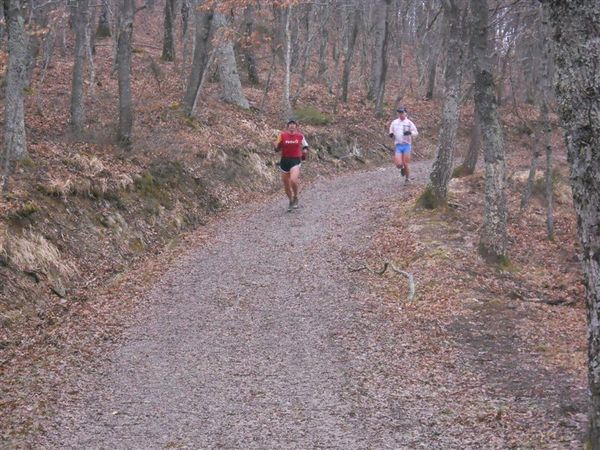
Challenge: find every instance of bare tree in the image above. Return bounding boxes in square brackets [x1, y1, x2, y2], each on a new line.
[294, 3, 316, 93]
[471, 0, 507, 262]
[213, 12, 249, 109]
[97, 0, 111, 37]
[427, 0, 466, 206]
[545, 3, 600, 445]
[462, 112, 480, 175]
[241, 5, 259, 85]
[341, 3, 360, 103]
[183, 6, 214, 116]
[367, 0, 388, 102]
[316, 1, 330, 79]
[374, 0, 392, 117]
[71, 0, 90, 135]
[520, 125, 541, 210]
[281, 4, 293, 119]
[520, 7, 547, 210]
[24, 1, 50, 89]
[539, 13, 554, 240]
[162, 0, 176, 61]
[416, 1, 442, 100]
[116, 0, 135, 147]
[541, 95, 554, 239]
[2, 0, 29, 192]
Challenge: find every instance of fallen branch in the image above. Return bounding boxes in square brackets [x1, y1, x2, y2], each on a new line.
[350, 260, 416, 302]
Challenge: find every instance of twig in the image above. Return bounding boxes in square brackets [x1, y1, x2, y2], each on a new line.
[349, 260, 416, 302]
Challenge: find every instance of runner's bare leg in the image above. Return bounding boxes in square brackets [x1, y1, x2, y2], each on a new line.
[282, 172, 293, 201]
[402, 153, 411, 178]
[394, 152, 403, 169]
[289, 165, 300, 200]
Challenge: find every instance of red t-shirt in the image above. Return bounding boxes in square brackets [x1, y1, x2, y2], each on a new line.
[277, 131, 306, 158]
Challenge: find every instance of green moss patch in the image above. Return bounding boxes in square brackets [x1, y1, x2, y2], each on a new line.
[452, 164, 473, 178]
[416, 185, 444, 210]
[294, 106, 332, 126]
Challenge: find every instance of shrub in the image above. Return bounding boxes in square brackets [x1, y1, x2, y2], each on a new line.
[294, 106, 332, 126]
[20, 155, 35, 168]
[18, 201, 39, 218]
[533, 167, 561, 198]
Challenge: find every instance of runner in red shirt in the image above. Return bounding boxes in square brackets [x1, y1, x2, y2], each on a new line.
[275, 119, 309, 212]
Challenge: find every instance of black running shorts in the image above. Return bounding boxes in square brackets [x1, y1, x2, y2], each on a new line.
[279, 157, 302, 173]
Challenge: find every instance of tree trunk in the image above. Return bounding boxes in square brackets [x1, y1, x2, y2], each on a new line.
[183, 8, 213, 116]
[428, 0, 464, 206]
[3, 0, 29, 181]
[24, 2, 48, 90]
[241, 5, 259, 85]
[520, 126, 541, 210]
[341, 5, 360, 103]
[296, 3, 314, 93]
[282, 4, 292, 119]
[181, 0, 189, 37]
[471, 0, 507, 262]
[213, 12, 249, 109]
[24, 0, 50, 89]
[368, 0, 387, 101]
[425, 55, 437, 100]
[374, 0, 392, 117]
[0, 4, 4, 41]
[290, 5, 300, 67]
[542, 100, 554, 240]
[180, 0, 193, 80]
[86, 9, 97, 99]
[272, 4, 285, 64]
[162, 0, 176, 61]
[545, 2, 600, 446]
[71, 0, 89, 135]
[116, 0, 134, 148]
[317, 4, 329, 79]
[39, 13, 59, 86]
[462, 112, 480, 175]
[97, 0, 111, 38]
[539, 13, 554, 241]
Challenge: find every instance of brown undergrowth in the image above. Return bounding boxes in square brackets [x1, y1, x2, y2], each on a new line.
[360, 154, 587, 446]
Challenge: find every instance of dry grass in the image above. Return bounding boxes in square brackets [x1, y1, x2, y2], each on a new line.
[114, 173, 134, 192]
[0, 229, 8, 266]
[71, 154, 106, 178]
[44, 177, 73, 199]
[5, 229, 77, 281]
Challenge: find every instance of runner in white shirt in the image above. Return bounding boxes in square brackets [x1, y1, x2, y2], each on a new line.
[389, 107, 418, 184]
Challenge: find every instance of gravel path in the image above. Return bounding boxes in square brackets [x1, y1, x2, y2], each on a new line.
[46, 163, 431, 449]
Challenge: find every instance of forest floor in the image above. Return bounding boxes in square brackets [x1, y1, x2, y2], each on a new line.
[3, 155, 587, 449]
[0, 7, 588, 447]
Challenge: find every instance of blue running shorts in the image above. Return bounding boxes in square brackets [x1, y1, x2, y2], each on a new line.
[395, 143, 411, 154]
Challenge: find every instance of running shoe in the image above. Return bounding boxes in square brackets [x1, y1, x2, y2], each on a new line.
[287, 201, 293, 212]
[292, 197, 299, 209]
[400, 165, 406, 176]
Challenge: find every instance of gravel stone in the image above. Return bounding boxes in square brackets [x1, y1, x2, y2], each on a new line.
[45, 164, 431, 449]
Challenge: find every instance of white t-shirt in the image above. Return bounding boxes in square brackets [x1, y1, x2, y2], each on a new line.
[389, 118, 418, 145]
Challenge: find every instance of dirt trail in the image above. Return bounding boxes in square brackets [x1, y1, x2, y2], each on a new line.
[42, 163, 430, 449]
[40, 161, 586, 449]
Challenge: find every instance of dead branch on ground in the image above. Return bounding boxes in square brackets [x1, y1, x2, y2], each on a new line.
[350, 260, 416, 302]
